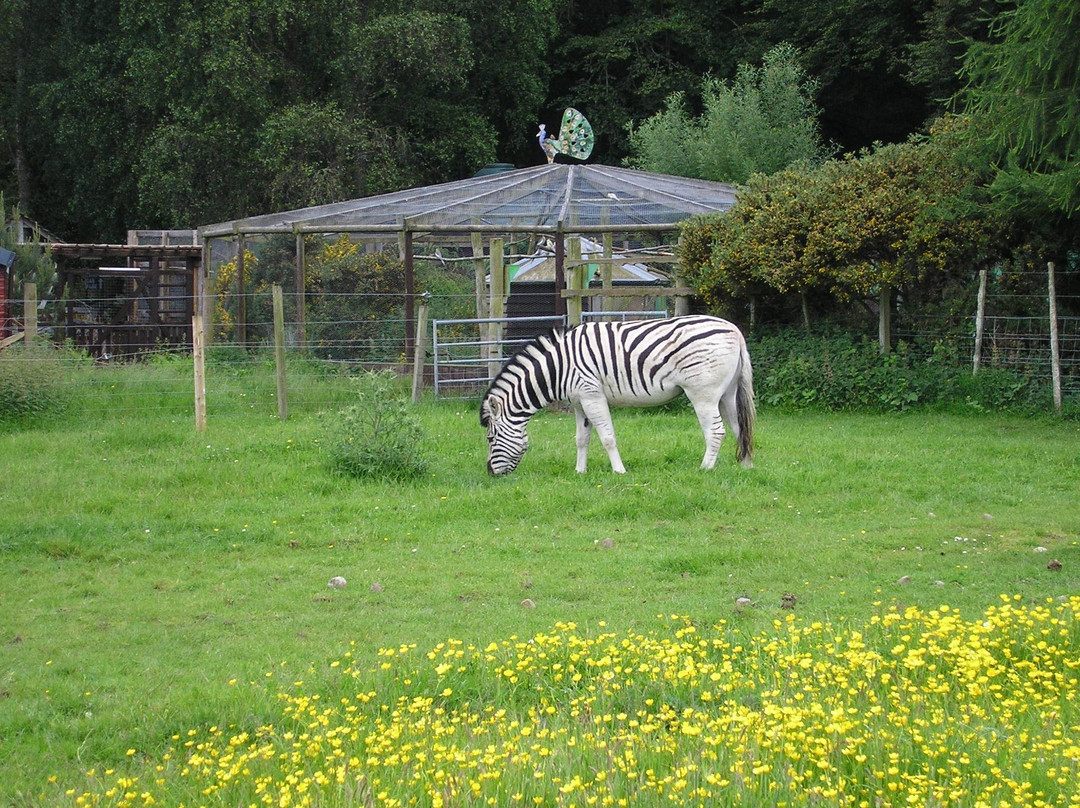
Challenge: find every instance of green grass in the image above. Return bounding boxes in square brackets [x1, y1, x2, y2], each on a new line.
[0, 366, 1078, 806]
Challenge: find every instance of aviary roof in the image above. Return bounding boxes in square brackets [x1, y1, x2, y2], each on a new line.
[199, 164, 736, 240]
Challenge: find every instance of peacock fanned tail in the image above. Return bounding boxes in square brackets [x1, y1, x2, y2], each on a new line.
[558, 108, 595, 161]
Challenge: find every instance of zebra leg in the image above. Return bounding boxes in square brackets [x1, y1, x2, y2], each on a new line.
[689, 394, 726, 470]
[578, 394, 626, 474]
[573, 404, 592, 473]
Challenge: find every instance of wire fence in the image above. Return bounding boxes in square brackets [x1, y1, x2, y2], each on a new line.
[2, 268, 1078, 421]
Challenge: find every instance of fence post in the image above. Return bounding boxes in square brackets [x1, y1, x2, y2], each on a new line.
[273, 284, 288, 421]
[674, 235, 690, 317]
[1047, 261, 1062, 413]
[23, 282, 37, 347]
[200, 238, 214, 346]
[294, 230, 306, 351]
[973, 268, 988, 374]
[411, 298, 429, 404]
[471, 231, 488, 366]
[236, 233, 246, 347]
[567, 237, 583, 326]
[488, 238, 505, 377]
[601, 232, 613, 314]
[878, 286, 892, 354]
[193, 314, 207, 430]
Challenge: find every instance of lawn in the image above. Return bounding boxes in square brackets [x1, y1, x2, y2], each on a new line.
[1, 373, 1078, 806]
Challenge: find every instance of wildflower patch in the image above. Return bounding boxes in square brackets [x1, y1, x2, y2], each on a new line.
[66, 597, 1080, 807]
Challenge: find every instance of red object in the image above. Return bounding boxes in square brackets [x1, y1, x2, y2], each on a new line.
[0, 267, 7, 338]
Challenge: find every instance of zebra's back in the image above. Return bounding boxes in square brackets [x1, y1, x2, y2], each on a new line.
[559, 316, 745, 406]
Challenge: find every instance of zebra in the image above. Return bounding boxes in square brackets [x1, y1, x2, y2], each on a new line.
[480, 315, 755, 475]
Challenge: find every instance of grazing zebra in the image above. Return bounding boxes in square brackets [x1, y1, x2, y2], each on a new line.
[480, 315, 755, 475]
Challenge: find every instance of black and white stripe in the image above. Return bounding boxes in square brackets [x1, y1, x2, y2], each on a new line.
[480, 315, 755, 475]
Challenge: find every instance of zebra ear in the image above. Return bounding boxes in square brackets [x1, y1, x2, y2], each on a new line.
[480, 398, 500, 426]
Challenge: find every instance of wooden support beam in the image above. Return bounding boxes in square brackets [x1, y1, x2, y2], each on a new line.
[561, 286, 694, 298]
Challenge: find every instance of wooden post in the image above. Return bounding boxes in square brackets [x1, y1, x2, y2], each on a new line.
[878, 286, 892, 354]
[411, 299, 429, 404]
[601, 232, 613, 315]
[472, 231, 488, 365]
[973, 268, 988, 374]
[488, 238, 505, 376]
[673, 235, 689, 317]
[23, 282, 36, 347]
[294, 231, 306, 351]
[236, 233, 246, 347]
[567, 237, 583, 326]
[554, 231, 566, 317]
[200, 238, 213, 346]
[193, 314, 207, 431]
[403, 229, 415, 360]
[272, 284, 288, 420]
[1048, 261, 1062, 413]
[472, 232, 488, 319]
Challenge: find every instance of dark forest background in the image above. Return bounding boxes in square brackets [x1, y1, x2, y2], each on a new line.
[0, 0, 1004, 242]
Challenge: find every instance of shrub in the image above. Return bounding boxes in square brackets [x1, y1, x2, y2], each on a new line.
[748, 330, 1051, 413]
[0, 345, 68, 427]
[323, 370, 428, 479]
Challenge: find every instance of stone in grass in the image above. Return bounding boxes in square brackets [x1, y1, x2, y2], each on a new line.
[1047, 559, 1063, 571]
[897, 575, 912, 585]
[735, 597, 754, 609]
[371, 582, 385, 593]
[521, 598, 537, 609]
[328, 576, 347, 589]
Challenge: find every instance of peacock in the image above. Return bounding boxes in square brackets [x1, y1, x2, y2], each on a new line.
[537, 108, 595, 163]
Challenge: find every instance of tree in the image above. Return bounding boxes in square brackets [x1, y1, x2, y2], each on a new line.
[13, 0, 141, 239]
[1, 195, 56, 294]
[957, 0, 1080, 220]
[681, 116, 1005, 350]
[905, 0, 1002, 105]
[547, 0, 751, 163]
[626, 44, 832, 183]
[737, 0, 935, 149]
[254, 103, 412, 211]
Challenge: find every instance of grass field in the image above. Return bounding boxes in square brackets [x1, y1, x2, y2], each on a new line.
[1, 367, 1078, 807]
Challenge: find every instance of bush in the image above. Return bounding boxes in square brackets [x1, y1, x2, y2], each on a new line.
[323, 370, 428, 479]
[0, 345, 69, 427]
[748, 330, 1051, 413]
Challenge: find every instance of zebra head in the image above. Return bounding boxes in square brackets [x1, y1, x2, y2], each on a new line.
[480, 392, 529, 475]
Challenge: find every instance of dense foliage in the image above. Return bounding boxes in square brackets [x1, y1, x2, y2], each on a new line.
[748, 330, 1055, 414]
[0, 0, 1036, 242]
[626, 44, 833, 183]
[678, 115, 1019, 344]
[958, 0, 1080, 220]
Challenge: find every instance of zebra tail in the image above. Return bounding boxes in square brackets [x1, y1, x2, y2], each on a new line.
[736, 337, 756, 468]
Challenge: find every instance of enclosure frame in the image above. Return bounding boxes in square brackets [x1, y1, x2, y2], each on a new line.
[197, 164, 738, 355]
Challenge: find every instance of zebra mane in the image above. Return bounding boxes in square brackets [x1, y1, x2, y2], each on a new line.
[481, 328, 564, 406]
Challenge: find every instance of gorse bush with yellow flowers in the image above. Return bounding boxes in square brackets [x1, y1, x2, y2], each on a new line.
[67, 596, 1080, 808]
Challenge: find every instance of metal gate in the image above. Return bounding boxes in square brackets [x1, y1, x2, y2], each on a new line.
[432, 315, 564, 400]
[431, 310, 669, 400]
